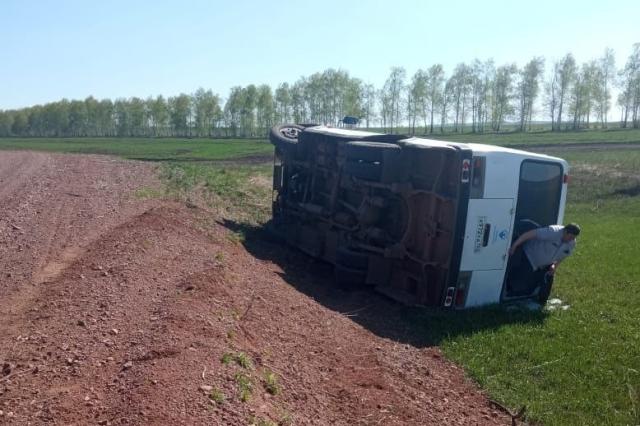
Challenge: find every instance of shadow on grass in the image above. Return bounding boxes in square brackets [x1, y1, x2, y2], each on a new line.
[611, 184, 640, 197]
[221, 219, 547, 348]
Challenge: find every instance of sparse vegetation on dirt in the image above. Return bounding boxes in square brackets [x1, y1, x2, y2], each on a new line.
[234, 372, 254, 402]
[263, 369, 280, 395]
[209, 387, 226, 404]
[221, 352, 235, 365]
[161, 162, 272, 225]
[221, 352, 254, 370]
[248, 415, 278, 426]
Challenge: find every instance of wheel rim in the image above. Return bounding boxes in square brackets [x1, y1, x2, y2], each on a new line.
[279, 126, 300, 140]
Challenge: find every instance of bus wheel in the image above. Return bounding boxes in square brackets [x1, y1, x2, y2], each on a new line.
[269, 124, 303, 146]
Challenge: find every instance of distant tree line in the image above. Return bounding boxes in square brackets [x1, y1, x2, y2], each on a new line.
[1, 43, 639, 138]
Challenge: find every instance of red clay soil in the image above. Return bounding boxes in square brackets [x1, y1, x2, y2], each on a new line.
[0, 151, 511, 425]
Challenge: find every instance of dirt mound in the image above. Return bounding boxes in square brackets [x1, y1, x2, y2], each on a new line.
[0, 152, 509, 425]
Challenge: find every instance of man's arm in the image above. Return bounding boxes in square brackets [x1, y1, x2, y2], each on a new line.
[509, 229, 537, 256]
[548, 258, 565, 275]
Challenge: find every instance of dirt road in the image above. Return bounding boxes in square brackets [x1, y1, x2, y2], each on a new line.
[0, 151, 510, 425]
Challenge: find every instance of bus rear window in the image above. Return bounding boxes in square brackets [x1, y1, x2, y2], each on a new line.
[515, 160, 563, 227]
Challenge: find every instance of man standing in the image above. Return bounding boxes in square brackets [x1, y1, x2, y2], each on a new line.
[507, 223, 580, 304]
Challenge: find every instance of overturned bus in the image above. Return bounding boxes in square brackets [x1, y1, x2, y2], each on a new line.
[268, 124, 569, 309]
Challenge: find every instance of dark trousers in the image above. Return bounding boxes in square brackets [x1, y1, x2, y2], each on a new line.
[507, 249, 553, 303]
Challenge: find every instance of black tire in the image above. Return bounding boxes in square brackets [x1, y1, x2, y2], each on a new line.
[269, 124, 304, 146]
[336, 246, 369, 270]
[334, 264, 367, 289]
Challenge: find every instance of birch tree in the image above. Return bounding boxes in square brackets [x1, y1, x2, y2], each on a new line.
[426, 64, 445, 134]
[598, 48, 616, 128]
[491, 64, 517, 131]
[362, 83, 376, 128]
[618, 43, 640, 128]
[382, 67, 406, 132]
[409, 69, 428, 134]
[256, 84, 275, 136]
[274, 83, 291, 124]
[517, 57, 544, 131]
[555, 54, 577, 130]
[440, 78, 454, 133]
[148, 96, 168, 136]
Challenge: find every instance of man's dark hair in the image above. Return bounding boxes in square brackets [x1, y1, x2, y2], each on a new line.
[564, 223, 581, 236]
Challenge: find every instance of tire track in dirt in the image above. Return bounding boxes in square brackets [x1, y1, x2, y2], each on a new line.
[0, 152, 50, 234]
[0, 152, 55, 331]
[34, 246, 85, 285]
[0, 152, 159, 356]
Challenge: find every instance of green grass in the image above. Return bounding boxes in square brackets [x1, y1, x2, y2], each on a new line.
[426, 128, 640, 147]
[234, 372, 253, 402]
[363, 125, 640, 147]
[435, 149, 640, 425]
[248, 416, 277, 426]
[0, 137, 273, 161]
[2, 129, 640, 162]
[160, 162, 272, 225]
[545, 149, 640, 205]
[220, 352, 235, 365]
[221, 351, 254, 369]
[133, 187, 165, 199]
[209, 388, 226, 404]
[263, 369, 280, 395]
[361, 126, 640, 147]
[439, 204, 640, 425]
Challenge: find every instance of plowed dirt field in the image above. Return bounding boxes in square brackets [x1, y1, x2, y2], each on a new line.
[0, 152, 510, 425]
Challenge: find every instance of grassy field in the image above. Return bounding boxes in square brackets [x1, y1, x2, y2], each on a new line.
[159, 162, 273, 226]
[356, 127, 640, 147]
[426, 128, 640, 146]
[0, 137, 273, 161]
[2, 135, 639, 424]
[435, 149, 640, 425]
[1, 128, 640, 159]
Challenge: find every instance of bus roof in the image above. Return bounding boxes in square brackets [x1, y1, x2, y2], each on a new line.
[401, 137, 565, 163]
[304, 126, 566, 165]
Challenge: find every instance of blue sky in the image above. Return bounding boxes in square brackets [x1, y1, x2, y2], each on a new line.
[1, 0, 639, 109]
